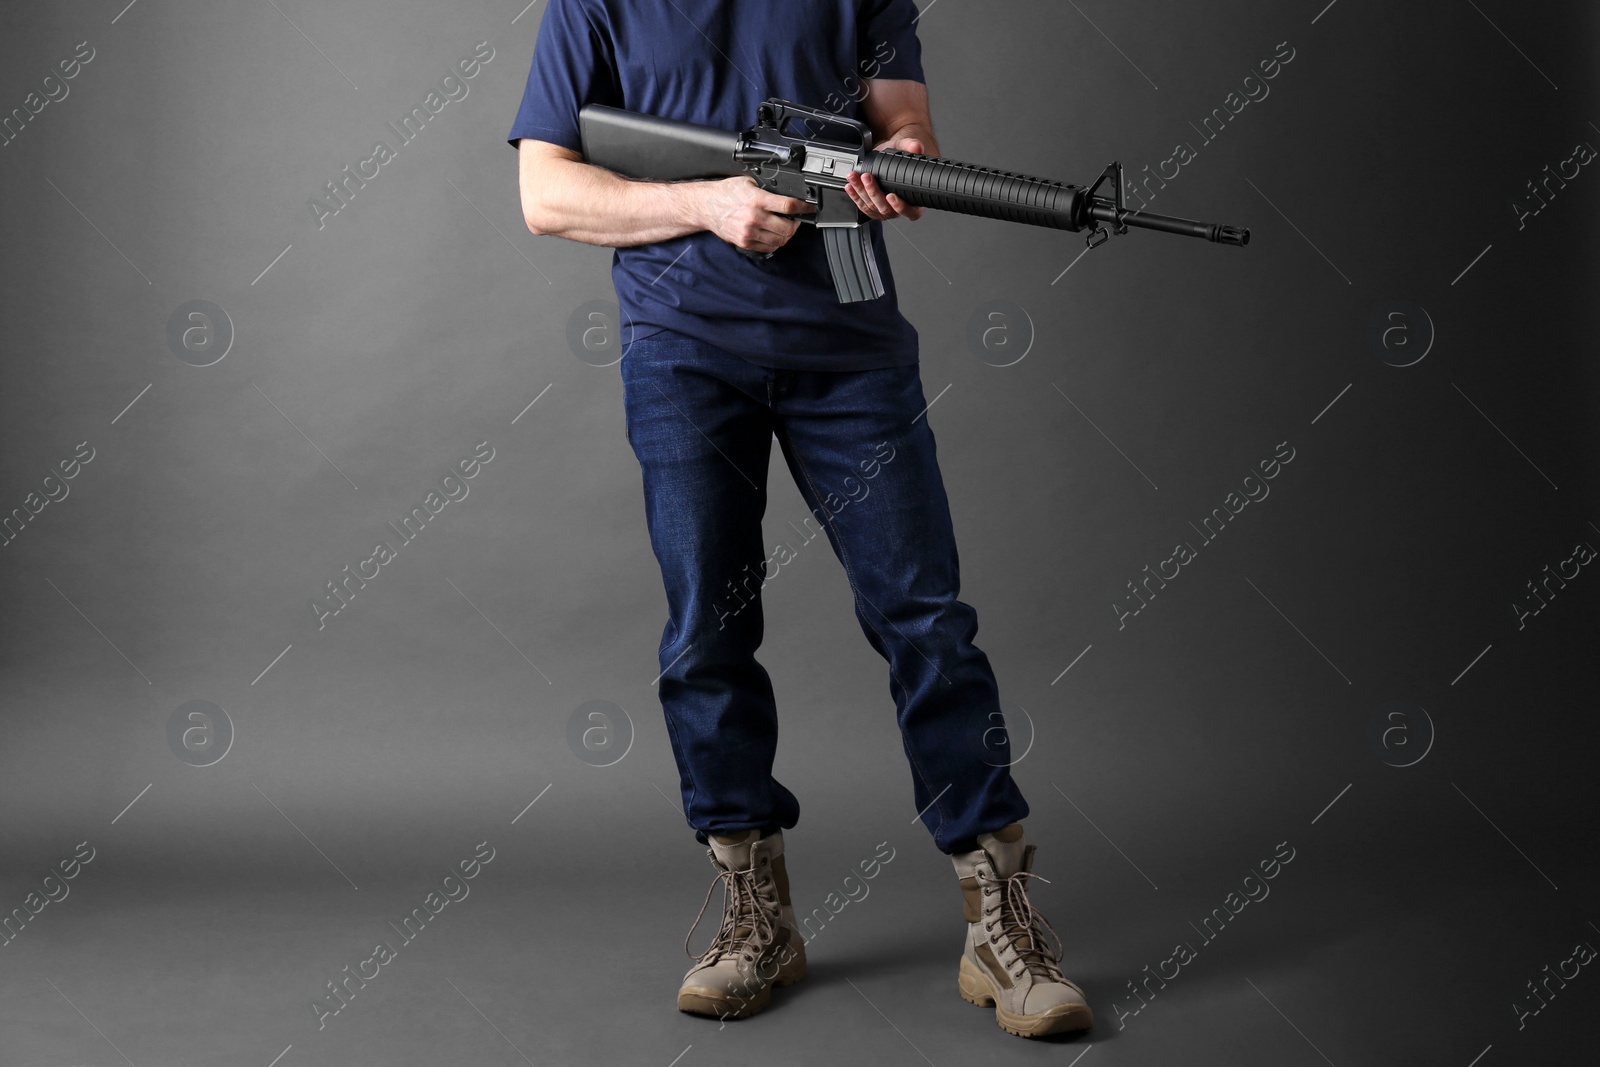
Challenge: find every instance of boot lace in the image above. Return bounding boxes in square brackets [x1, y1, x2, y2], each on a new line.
[977, 867, 1068, 984]
[684, 857, 778, 965]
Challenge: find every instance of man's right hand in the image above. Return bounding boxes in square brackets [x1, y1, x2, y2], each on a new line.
[692, 176, 816, 255]
[517, 138, 815, 253]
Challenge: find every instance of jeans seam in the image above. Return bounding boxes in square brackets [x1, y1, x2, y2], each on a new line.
[661, 699, 699, 833]
[777, 414, 951, 846]
[630, 343, 701, 833]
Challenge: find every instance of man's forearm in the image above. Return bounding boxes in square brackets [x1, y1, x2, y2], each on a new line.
[876, 121, 938, 156]
[526, 157, 706, 246]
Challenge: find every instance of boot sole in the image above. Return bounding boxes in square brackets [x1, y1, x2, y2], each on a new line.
[678, 949, 808, 1020]
[958, 955, 1094, 1037]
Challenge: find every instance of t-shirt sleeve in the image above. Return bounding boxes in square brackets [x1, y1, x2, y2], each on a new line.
[857, 0, 925, 83]
[505, 0, 621, 150]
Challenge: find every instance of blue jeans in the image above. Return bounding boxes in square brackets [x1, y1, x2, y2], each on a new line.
[620, 330, 1028, 855]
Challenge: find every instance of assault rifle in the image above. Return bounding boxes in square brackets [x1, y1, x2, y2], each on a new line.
[578, 98, 1249, 304]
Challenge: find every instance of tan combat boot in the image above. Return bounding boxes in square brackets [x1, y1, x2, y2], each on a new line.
[951, 823, 1093, 1037]
[678, 829, 807, 1020]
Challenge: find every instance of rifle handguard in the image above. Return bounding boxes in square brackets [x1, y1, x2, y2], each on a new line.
[864, 148, 1250, 247]
[863, 149, 1084, 230]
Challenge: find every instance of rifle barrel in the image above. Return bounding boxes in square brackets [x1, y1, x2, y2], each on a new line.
[1092, 203, 1250, 246]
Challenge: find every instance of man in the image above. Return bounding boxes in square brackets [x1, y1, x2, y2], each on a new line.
[507, 0, 1092, 1038]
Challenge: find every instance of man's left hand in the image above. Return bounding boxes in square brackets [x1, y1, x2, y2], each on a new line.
[845, 138, 927, 222]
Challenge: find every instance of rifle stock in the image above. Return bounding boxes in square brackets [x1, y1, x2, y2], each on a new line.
[578, 107, 745, 182]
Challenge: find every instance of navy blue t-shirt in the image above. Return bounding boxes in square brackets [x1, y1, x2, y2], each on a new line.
[507, 0, 926, 371]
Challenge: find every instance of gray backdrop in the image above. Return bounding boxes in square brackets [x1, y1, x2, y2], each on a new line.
[2, 1, 1596, 1065]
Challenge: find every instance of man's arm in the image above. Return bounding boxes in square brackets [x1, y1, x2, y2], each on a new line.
[518, 137, 815, 252]
[845, 78, 937, 222]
